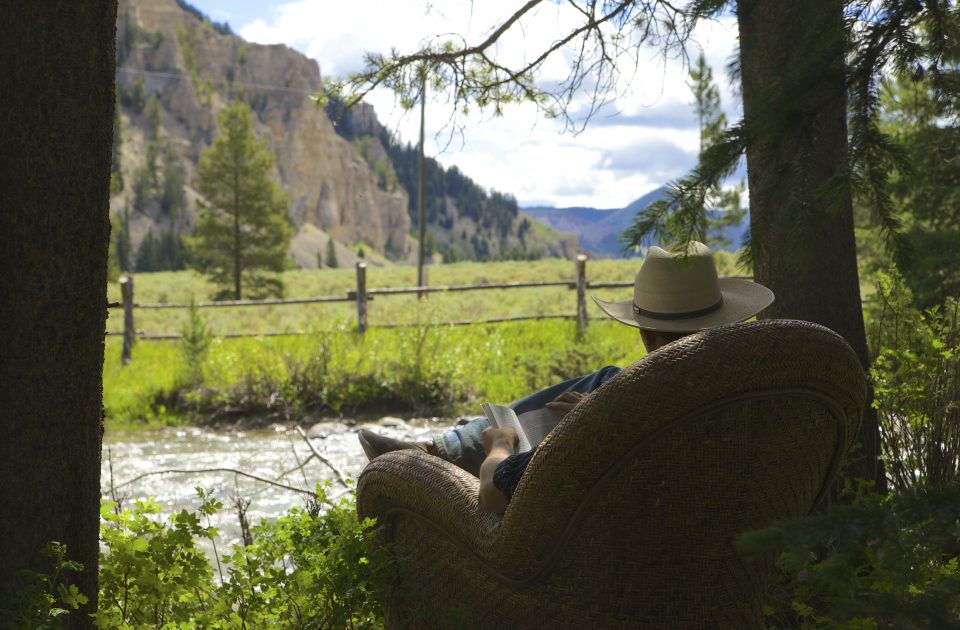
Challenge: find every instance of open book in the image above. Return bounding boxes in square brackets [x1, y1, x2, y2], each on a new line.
[481, 403, 566, 453]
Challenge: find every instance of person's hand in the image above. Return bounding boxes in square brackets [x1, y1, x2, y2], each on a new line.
[482, 426, 518, 456]
[545, 391, 588, 415]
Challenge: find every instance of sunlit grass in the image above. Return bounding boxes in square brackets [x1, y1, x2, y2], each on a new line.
[106, 254, 746, 336]
[104, 256, 749, 428]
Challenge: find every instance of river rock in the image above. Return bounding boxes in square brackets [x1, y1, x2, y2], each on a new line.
[305, 421, 344, 439]
[378, 416, 407, 428]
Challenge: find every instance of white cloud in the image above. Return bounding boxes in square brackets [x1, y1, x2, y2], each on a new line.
[235, 1, 742, 209]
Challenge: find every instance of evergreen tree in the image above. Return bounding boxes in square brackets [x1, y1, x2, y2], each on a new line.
[325, 238, 338, 268]
[107, 213, 121, 282]
[875, 73, 960, 308]
[145, 93, 161, 140]
[135, 229, 160, 271]
[135, 227, 185, 272]
[115, 203, 132, 272]
[423, 231, 437, 257]
[133, 140, 160, 209]
[161, 149, 186, 217]
[111, 87, 123, 194]
[688, 53, 746, 248]
[179, 297, 211, 386]
[191, 101, 292, 300]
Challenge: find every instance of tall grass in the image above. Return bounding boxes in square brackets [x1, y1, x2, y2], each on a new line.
[105, 255, 746, 336]
[105, 314, 643, 428]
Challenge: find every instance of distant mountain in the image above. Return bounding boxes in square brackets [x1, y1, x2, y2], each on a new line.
[524, 188, 667, 258]
[524, 188, 748, 257]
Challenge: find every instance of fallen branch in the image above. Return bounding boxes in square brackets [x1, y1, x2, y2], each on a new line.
[278, 452, 316, 485]
[294, 425, 350, 489]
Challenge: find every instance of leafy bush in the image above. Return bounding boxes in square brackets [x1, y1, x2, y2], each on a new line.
[94, 486, 394, 628]
[96, 495, 216, 627]
[0, 542, 88, 629]
[739, 482, 960, 629]
[867, 267, 960, 492]
[740, 269, 960, 628]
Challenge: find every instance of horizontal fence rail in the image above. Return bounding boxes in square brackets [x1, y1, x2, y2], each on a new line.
[109, 258, 759, 364]
[131, 295, 356, 309]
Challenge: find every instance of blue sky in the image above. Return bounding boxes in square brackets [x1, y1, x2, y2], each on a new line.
[191, 1, 278, 36]
[188, 0, 742, 209]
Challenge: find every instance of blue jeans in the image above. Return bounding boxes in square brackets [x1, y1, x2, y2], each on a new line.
[434, 366, 622, 476]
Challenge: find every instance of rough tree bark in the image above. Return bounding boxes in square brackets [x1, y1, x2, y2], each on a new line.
[0, 1, 117, 624]
[737, 0, 885, 491]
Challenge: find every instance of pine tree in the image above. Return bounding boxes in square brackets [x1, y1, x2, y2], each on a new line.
[161, 148, 186, 217]
[179, 297, 211, 385]
[190, 101, 292, 300]
[115, 203, 132, 272]
[688, 53, 746, 248]
[325, 238, 338, 268]
[110, 87, 123, 194]
[107, 213, 121, 282]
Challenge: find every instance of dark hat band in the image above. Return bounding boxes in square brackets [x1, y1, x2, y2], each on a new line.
[633, 296, 724, 321]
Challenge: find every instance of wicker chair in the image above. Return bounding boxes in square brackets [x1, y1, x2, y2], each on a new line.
[357, 320, 866, 629]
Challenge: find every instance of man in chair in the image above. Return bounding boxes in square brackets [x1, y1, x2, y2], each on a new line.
[358, 241, 774, 513]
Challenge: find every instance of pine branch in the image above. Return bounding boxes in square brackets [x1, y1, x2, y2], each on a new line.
[329, 1, 713, 132]
[621, 123, 746, 252]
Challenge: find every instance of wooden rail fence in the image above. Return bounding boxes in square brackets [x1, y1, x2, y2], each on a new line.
[107, 256, 754, 364]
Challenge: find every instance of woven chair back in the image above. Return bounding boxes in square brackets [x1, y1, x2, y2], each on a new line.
[480, 319, 867, 627]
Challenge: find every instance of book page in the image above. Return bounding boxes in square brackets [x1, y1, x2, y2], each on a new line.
[481, 403, 532, 453]
[516, 407, 565, 448]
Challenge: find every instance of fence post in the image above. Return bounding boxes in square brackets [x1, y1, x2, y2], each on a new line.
[356, 262, 367, 334]
[120, 275, 135, 364]
[576, 254, 588, 332]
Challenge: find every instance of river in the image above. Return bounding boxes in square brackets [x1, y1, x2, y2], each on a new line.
[101, 418, 442, 547]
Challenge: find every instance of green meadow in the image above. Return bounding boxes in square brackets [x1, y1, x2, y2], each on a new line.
[104, 254, 746, 428]
[105, 253, 745, 336]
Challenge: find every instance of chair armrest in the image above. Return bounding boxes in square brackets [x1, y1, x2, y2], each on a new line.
[357, 450, 503, 558]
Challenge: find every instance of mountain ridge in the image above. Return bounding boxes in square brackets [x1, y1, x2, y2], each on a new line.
[524, 187, 748, 257]
[524, 188, 668, 258]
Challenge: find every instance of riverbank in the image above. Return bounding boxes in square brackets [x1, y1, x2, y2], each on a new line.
[102, 417, 439, 546]
[103, 317, 644, 430]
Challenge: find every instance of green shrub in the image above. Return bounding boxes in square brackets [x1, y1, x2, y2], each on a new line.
[94, 486, 394, 628]
[0, 542, 88, 629]
[867, 267, 960, 492]
[96, 494, 217, 627]
[740, 269, 960, 628]
[179, 297, 212, 386]
[739, 482, 960, 629]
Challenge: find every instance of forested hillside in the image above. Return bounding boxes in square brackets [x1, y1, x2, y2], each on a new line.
[325, 99, 578, 262]
[110, 0, 576, 274]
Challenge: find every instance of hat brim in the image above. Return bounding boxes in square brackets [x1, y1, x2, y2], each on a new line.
[592, 278, 775, 332]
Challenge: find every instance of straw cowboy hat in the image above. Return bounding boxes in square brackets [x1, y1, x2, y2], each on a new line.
[593, 241, 774, 332]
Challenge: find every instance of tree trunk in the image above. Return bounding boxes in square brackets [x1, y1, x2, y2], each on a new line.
[737, 0, 885, 492]
[0, 1, 117, 623]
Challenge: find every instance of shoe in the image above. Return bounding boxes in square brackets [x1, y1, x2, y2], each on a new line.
[358, 429, 433, 461]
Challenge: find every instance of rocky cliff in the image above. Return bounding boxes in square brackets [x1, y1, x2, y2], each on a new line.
[114, 0, 410, 265]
